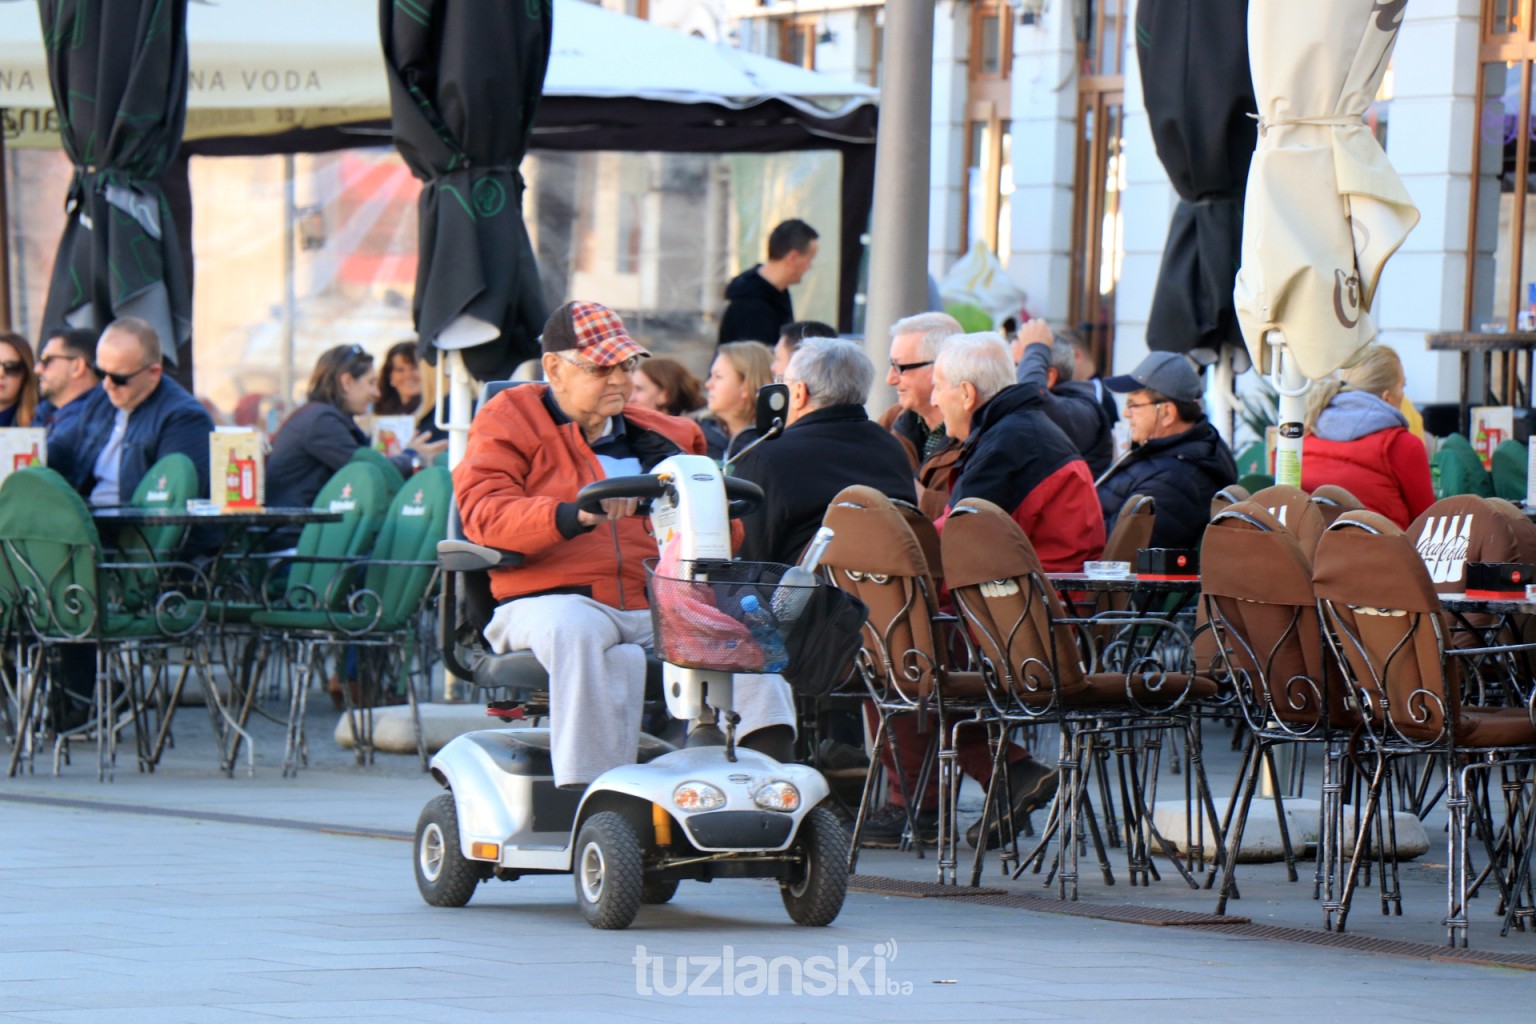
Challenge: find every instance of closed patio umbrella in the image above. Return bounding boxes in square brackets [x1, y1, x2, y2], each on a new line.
[37, 0, 192, 365]
[1234, 0, 1419, 485]
[379, 0, 552, 384]
[1135, 0, 1256, 370]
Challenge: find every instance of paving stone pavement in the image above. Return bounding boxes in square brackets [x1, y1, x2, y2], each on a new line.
[2, 696, 1534, 1022]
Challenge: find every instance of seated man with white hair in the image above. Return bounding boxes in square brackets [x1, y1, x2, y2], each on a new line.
[932, 332, 1106, 570]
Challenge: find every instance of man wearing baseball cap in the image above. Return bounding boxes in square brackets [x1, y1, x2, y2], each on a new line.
[455, 300, 798, 789]
[1097, 351, 1237, 550]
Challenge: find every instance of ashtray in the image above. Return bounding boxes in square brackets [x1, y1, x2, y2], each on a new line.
[1084, 560, 1132, 579]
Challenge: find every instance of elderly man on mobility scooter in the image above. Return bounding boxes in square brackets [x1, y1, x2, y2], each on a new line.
[455, 300, 798, 786]
[431, 301, 845, 929]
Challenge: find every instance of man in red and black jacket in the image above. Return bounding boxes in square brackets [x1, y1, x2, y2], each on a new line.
[933, 333, 1106, 571]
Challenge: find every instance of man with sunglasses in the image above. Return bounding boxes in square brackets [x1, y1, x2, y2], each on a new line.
[1097, 351, 1237, 550]
[49, 317, 213, 506]
[877, 311, 964, 519]
[33, 328, 101, 437]
[455, 300, 798, 791]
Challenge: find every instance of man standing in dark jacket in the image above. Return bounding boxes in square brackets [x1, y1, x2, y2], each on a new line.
[718, 219, 819, 345]
[1012, 319, 1114, 476]
[1097, 351, 1237, 549]
[732, 338, 915, 564]
[49, 317, 213, 504]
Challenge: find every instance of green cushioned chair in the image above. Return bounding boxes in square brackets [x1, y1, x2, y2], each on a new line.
[213, 460, 391, 627]
[1235, 441, 1268, 478]
[0, 467, 209, 780]
[1491, 438, 1528, 502]
[1238, 472, 1275, 494]
[250, 467, 452, 774]
[115, 453, 201, 610]
[347, 445, 406, 500]
[1434, 433, 1494, 499]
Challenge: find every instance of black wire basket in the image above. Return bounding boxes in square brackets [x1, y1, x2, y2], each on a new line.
[644, 559, 818, 673]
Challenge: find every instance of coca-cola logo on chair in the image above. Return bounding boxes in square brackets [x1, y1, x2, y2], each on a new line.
[1415, 514, 1473, 585]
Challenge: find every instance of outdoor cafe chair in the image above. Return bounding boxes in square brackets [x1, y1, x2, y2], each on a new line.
[1209, 483, 1251, 521]
[0, 466, 210, 781]
[1247, 484, 1326, 563]
[819, 485, 995, 884]
[1309, 484, 1364, 529]
[1200, 501, 1360, 921]
[1315, 509, 1536, 945]
[249, 467, 451, 776]
[941, 497, 1222, 898]
[202, 459, 391, 774]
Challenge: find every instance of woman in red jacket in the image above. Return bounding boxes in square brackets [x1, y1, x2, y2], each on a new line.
[1300, 344, 1432, 529]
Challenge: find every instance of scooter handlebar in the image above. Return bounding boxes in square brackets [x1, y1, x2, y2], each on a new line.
[575, 474, 764, 518]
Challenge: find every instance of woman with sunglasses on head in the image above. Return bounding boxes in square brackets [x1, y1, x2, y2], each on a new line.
[0, 332, 40, 428]
[266, 344, 447, 511]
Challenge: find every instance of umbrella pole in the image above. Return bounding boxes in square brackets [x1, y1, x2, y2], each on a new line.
[0, 126, 11, 330]
[1269, 331, 1308, 488]
[441, 348, 475, 704]
[1208, 349, 1238, 447]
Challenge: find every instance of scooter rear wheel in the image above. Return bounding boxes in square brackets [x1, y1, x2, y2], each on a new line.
[415, 793, 484, 907]
[781, 806, 849, 926]
[574, 811, 644, 929]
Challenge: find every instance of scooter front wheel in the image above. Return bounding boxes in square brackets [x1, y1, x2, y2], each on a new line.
[574, 811, 644, 929]
[781, 806, 849, 926]
[415, 793, 484, 907]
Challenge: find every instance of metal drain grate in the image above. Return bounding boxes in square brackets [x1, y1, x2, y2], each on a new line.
[1199, 922, 1536, 971]
[850, 876, 1007, 898]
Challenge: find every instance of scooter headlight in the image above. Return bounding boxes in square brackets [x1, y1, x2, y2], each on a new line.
[752, 780, 801, 812]
[673, 781, 726, 812]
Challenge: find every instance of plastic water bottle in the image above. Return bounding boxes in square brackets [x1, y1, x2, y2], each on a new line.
[739, 594, 789, 672]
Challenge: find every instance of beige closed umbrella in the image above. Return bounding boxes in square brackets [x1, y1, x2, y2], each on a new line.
[1234, 0, 1420, 486]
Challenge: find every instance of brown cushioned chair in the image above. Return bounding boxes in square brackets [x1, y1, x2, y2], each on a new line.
[1314, 510, 1536, 945]
[1309, 484, 1364, 529]
[819, 485, 991, 882]
[942, 497, 1221, 897]
[1201, 501, 1360, 920]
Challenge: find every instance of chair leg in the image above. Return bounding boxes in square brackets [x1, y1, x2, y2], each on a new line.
[1334, 749, 1387, 934]
[1215, 736, 1265, 915]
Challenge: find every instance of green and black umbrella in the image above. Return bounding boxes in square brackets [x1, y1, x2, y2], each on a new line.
[380, 0, 552, 382]
[37, 0, 192, 365]
[1135, 0, 1257, 370]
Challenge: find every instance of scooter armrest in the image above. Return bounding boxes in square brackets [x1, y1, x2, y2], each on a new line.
[437, 539, 525, 571]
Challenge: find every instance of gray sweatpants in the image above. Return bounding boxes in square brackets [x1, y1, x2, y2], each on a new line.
[484, 594, 796, 788]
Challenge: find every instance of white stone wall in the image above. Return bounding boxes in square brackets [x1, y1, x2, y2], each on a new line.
[999, 3, 1080, 325]
[1376, 0, 1482, 405]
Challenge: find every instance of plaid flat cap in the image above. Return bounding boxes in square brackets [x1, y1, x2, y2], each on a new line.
[541, 300, 650, 366]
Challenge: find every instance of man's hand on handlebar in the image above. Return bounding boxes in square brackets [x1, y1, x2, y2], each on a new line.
[577, 497, 642, 527]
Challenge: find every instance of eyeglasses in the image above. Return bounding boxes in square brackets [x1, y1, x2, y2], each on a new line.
[559, 352, 640, 378]
[0, 360, 25, 378]
[102, 363, 157, 388]
[1123, 400, 1165, 413]
[37, 353, 82, 370]
[888, 359, 934, 375]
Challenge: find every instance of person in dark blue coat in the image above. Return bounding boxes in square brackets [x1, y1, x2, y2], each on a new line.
[49, 318, 214, 505]
[1011, 319, 1114, 476]
[1096, 351, 1237, 550]
[33, 327, 101, 438]
[731, 337, 916, 565]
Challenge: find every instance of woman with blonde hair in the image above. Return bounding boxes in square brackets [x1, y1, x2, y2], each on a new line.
[703, 340, 773, 461]
[1300, 343, 1432, 528]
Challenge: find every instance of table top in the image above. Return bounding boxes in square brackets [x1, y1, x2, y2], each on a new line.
[1439, 592, 1536, 614]
[1047, 572, 1203, 594]
[1426, 331, 1536, 352]
[92, 506, 344, 527]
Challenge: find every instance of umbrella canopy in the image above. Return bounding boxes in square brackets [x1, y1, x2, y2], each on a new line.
[379, 0, 551, 382]
[37, 0, 192, 365]
[1234, 0, 1419, 381]
[1135, 0, 1257, 370]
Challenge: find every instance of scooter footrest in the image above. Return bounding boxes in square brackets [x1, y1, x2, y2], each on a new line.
[485, 699, 548, 720]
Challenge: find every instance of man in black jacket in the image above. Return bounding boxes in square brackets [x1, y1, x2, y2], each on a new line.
[732, 337, 914, 564]
[718, 219, 819, 345]
[1097, 351, 1237, 549]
